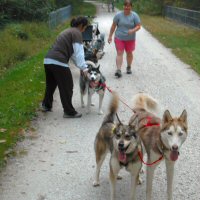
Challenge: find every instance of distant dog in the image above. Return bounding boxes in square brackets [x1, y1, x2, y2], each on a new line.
[84, 47, 98, 64]
[80, 60, 106, 115]
[129, 93, 188, 200]
[84, 44, 104, 64]
[93, 92, 142, 200]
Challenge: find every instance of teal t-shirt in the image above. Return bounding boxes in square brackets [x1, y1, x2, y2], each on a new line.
[113, 11, 141, 41]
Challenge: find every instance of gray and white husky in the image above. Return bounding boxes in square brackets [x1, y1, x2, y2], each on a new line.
[80, 60, 106, 115]
[129, 93, 188, 200]
[93, 92, 142, 200]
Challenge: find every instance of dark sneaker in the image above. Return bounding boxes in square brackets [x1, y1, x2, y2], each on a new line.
[63, 112, 82, 118]
[114, 69, 122, 78]
[126, 66, 132, 74]
[41, 104, 51, 112]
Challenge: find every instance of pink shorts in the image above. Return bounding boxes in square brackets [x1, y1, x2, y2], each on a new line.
[114, 37, 136, 52]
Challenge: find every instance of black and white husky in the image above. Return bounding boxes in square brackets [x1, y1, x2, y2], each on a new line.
[80, 61, 106, 115]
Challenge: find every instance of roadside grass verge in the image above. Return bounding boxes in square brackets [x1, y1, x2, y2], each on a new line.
[0, 51, 45, 167]
[0, 2, 96, 168]
[0, 22, 54, 76]
[141, 15, 200, 74]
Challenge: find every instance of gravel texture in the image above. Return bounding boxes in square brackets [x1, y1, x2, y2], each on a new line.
[0, 2, 200, 200]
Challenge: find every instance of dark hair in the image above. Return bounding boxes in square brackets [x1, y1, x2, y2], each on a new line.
[124, 0, 132, 6]
[70, 16, 89, 28]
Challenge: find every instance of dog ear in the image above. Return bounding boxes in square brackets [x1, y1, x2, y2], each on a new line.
[179, 109, 187, 124]
[116, 113, 122, 125]
[129, 114, 139, 131]
[162, 110, 172, 125]
[97, 65, 100, 70]
[87, 64, 92, 70]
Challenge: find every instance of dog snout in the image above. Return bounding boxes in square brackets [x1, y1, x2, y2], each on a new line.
[118, 141, 124, 150]
[172, 144, 178, 151]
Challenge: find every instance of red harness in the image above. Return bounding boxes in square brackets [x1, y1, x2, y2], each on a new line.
[138, 117, 163, 166]
[144, 116, 160, 127]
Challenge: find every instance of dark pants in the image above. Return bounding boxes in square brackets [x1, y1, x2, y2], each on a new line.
[42, 64, 77, 115]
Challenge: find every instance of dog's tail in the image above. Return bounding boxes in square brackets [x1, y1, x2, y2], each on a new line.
[132, 93, 158, 113]
[102, 92, 119, 125]
[86, 60, 97, 68]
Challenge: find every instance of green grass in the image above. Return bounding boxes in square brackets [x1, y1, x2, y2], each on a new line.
[0, 2, 96, 168]
[141, 15, 200, 74]
[0, 22, 54, 75]
[0, 50, 45, 166]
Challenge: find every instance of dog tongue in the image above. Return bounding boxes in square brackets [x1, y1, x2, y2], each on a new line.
[118, 152, 127, 163]
[170, 151, 179, 161]
[90, 81, 98, 88]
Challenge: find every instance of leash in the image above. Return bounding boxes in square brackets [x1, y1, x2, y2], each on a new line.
[99, 82, 136, 113]
[138, 151, 163, 166]
[137, 118, 162, 166]
[100, 82, 163, 166]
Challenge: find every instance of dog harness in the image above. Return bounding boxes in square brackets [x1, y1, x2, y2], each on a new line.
[144, 116, 160, 127]
[138, 116, 164, 166]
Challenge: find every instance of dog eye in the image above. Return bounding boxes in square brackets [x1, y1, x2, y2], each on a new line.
[179, 132, 183, 136]
[168, 132, 172, 136]
[115, 134, 121, 139]
[125, 135, 131, 140]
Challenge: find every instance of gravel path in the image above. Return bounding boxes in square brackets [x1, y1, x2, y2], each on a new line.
[0, 2, 200, 200]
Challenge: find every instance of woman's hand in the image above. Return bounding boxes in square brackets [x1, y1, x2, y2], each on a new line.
[82, 68, 88, 77]
[128, 29, 135, 35]
[108, 36, 112, 44]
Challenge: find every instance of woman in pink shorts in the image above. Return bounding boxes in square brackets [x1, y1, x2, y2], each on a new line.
[108, 0, 141, 78]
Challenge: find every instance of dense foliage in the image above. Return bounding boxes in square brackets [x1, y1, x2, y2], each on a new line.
[131, 0, 200, 15]
[0, 0, 84, 28]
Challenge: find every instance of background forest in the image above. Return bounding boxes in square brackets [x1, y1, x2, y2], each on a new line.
[0, 0, 200, 28]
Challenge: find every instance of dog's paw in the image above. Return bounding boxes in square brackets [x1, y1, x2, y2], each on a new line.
[98, 110, 103, 115]
[137, 177, 143, 185]
[93, 181, 100, 187]
[137, 175, 143, 185]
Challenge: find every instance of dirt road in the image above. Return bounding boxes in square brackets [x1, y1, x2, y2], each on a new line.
[0, 2, 200, 200]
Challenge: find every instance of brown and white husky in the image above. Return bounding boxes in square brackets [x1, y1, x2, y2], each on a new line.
[93, 92, 142, 200]
[129, 93, 188, 200]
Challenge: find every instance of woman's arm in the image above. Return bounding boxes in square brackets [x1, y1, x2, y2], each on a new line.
[71, 43, 88, 71]
[128, 24, 141, 35]
[108, 22, 117, 43]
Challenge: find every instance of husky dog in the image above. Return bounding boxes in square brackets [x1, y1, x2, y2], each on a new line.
[80, 60, 106, 115]
[129, 93, 188, 200]
[93, 92, 142, 200]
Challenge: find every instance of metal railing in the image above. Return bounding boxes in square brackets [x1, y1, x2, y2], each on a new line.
[49, 5, 72, 29]
[164, 6, 200, 29]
